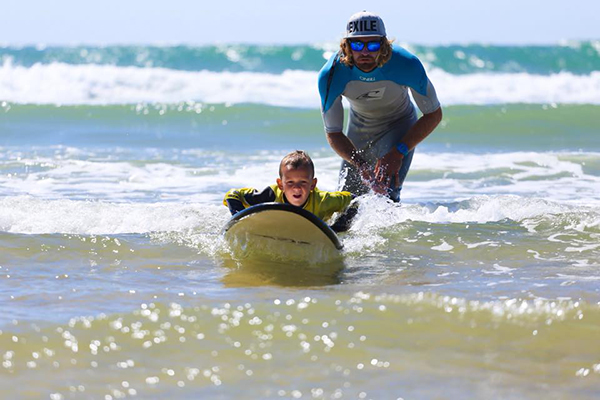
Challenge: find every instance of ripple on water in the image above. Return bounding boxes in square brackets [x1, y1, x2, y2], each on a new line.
[1, 293, 599, 399]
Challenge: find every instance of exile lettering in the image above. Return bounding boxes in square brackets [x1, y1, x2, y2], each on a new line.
[348, 20, 377, 33]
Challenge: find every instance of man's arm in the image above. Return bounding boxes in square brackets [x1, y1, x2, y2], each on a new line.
[402, 106, 442, 151]
[325, 131, 366, 168]
[322, 93, 385, 193]
[374, 106, 443, 184]
[326, 132, 387, 193]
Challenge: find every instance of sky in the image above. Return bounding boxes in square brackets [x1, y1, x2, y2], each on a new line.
[1, 0, 598, 46]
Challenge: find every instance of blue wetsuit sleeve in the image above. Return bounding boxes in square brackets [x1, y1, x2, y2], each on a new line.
[406, 55, 429, 97]
[386, 47, 430, 97]
[318, 62, 333, 111]
[411, 78, 440, 114]
[318, 52, 346, 114]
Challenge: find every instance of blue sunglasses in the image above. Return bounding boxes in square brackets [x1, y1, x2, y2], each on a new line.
[349, 40, 382, 52]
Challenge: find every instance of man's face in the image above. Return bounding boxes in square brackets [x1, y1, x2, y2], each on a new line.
[349, 36, 381, 72]
[277, 166, 317, 207]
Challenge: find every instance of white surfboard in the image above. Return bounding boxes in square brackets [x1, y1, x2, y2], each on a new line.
[223, 203, 343, 263]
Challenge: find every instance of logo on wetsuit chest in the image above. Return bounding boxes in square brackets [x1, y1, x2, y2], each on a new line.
[356, 87, 386, 101]
[358, 76, 376, 82]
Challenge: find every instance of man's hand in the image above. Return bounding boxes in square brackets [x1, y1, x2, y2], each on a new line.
[357, 162, 388, 194]
[374, 148, 405, 189]
[325, 130, 403, 195]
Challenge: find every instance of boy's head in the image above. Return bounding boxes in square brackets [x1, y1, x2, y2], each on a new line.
[277, 150, 317, 207]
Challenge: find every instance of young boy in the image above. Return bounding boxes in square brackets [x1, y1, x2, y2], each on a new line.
[223, 150, 353, 224]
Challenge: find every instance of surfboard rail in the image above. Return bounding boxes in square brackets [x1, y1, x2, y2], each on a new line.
[223, 203, 343, 250]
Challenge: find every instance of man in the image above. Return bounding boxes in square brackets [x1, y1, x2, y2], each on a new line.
[318, 10, 442, 202]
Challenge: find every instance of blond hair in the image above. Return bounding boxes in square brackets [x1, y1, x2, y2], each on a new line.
[338, 37, 394, 68]
[279, 150, 314, 178]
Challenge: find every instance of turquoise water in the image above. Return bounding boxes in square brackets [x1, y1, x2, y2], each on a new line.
[2, 42, 599, 74]
[1, 44, 600, 399]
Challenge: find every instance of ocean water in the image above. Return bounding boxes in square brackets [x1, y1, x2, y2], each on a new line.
[1, 44, 600, 399]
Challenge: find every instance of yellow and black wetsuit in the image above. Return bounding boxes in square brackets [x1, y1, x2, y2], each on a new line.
[223, 184, 353, 222]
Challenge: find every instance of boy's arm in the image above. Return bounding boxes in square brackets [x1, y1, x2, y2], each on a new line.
[224, 196, 246, 216]
[313, 189, 355, 222]
[324, 190, 354, 213]
[223, 187, 277, 216]
[328, 192, 357, 233]
[338, 191, 355, 211]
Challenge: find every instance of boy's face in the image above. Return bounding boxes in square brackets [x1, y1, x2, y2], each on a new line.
[277, 165, 317, 207]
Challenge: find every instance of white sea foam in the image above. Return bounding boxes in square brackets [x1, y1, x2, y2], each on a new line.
[428, 69, 600, 105]
[1, 61, 599, 106]
[1, 149, 597, 205]
[0, 148, 342, 203]
[0, 61, 315, 107]
[0, 148, 599, 237]
[0, 196, 229, 235]
[348, 194, 600, 239]
[404, 151, 600, 205]
[1, 193, 597, 238]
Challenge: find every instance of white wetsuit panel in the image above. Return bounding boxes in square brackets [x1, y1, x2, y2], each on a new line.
[323, 78, 439, 151]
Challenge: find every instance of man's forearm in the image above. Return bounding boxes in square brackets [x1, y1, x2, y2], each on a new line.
[402, 107, 443, 150]
[326, 131, 366, 167]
